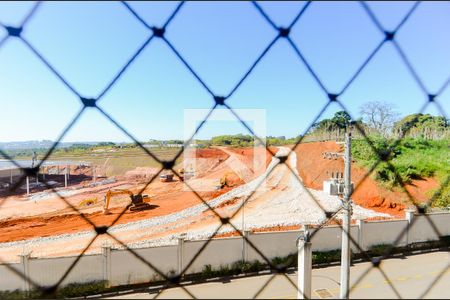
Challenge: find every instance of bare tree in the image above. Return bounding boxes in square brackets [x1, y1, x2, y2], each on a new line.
[359, 101, 399, 138]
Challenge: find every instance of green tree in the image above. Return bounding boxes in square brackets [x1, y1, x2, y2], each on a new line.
[393, 113, 448, 140]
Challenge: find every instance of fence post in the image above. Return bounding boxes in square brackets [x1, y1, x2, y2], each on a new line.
[178, 234, 186, 276]
[19, 253, 31, 292]
[356, 219, 365, 252]
[26, 176, 30, 195]
[102, 245, 111, 288]
[405, 209, 415, 247]
[64, 168, 68, 188]
[243, 230, 250, 262]
[297, 225, 312, 300]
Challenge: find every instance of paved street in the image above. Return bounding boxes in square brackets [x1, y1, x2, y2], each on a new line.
[107, 251, 450, 299]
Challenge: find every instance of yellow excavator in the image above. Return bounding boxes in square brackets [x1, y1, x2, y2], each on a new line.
[103, 189, 151, 215]
[178, 164, 195, 181]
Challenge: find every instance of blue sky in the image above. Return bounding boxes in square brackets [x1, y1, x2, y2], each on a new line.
[0, 1, 449, 143]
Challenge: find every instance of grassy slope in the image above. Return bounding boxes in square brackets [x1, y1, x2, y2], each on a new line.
[351, 137, 450, 207]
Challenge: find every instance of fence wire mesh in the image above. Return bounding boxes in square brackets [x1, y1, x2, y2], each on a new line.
[0, 1, 449, 299]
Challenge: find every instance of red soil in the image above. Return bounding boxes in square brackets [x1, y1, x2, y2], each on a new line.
[0, 184, 240, 243]
[189, 148, 229, 159]
[0, 147, 263, 243]
[291, 141, 439, 218]
[405, 177, 439, 202]
[1, 143, 438, 244]
[225, 147, 277, 169]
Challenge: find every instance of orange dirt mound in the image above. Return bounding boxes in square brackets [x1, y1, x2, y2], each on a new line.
[226, 147, 277, 168]
[292, 141, 438, 218]
[194, 148, 229, 159]
[222, 172, 245, 187]
[405, 177, 439, 202]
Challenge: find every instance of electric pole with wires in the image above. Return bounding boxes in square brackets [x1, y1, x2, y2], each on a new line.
[339, 131, 352, 299]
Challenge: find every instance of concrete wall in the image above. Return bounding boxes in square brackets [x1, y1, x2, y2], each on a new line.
[2, 212, 450, 292]
[184, 238, 243, 274]
[426, 213, 450, 236]
[110, 245, 177, 286]
[409, 214, 445, 243]
[247, 231, 299, 262]
[310, 225, 359, 252]
[0, 263, 24, 291]
[362, 220, 408, 250]
[29, 255, 103, 287]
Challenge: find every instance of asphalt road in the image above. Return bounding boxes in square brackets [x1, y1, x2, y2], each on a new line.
[107, 251, 450, 299]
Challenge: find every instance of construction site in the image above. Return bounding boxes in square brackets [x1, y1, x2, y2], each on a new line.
[0, 141, 439, 262]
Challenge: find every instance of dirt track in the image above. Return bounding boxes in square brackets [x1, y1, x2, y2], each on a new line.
[0, 147, 274, 244]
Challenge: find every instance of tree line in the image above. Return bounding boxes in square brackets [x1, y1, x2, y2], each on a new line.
[308, 101, 449, 141]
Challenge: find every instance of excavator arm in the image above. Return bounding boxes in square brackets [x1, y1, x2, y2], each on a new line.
[103, 189, 133, 214]
[103, 189, 150, 215]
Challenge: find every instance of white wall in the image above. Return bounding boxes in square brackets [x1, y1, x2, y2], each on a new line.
[409, 214, 442, 243]
[362, 220, 408, 250]
[247, 231, 299, 262]
[110, 245, 177, 286]
[419, 213, 450, 237]
[0, 263, 24, 291]
[2, 212, 450, 292]
[310, 225, 359, 252]
[29, 255, 102, 287]
[184, 238, 243, 274]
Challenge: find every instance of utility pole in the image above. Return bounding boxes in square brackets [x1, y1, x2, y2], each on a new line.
[340, 132, 352, 299]
[242, 198, 245, 263]
[297, 225, 312, 299]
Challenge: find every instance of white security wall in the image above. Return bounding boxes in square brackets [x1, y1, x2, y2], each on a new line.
[2, 212, 450, 292]
[423, 213, 450, 236]
[310, 225, 359, 252]
[409, 214, 443, 243]
[0, 263, 24, 291]
[362, 220, 408, 250]
[247, 231, 299, 262]
[110, 245, 177, 286]
[184, 238, 243, 274]
[29, 255, 102, 287]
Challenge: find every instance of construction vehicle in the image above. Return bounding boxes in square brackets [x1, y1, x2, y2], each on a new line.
[160, 173, 174, 182]
[178, 168, 185, 181]
[178, 165, 195, 181]
[103, 189, 151, 215]
[78, 197, 98, 208]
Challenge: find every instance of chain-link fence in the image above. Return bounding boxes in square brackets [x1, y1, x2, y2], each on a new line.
[0, 1, 449, 298]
